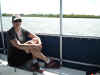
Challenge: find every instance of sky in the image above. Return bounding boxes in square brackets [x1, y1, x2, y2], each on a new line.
[1, 0, 100, 15]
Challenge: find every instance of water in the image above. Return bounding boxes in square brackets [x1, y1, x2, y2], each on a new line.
[1, 17, 100, 37]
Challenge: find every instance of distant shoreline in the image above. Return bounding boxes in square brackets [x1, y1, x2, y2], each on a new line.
[2, 13, 100, 18]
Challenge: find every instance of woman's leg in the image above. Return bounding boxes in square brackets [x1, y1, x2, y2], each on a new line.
[30, 46, 48, 63]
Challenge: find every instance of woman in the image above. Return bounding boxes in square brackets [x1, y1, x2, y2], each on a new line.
[7, 14, 60, 73]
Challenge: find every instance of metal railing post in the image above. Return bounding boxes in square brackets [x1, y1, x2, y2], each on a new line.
[60, 0, 63, 65]
[0, 0, 6, 53]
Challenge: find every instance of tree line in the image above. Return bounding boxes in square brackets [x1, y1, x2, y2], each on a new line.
[2, 13, 100, 18]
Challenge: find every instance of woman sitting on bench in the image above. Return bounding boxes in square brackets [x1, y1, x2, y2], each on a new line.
[7, 14, 60, 73]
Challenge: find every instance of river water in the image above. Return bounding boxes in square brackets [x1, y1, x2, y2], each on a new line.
[1, 17, 100, 37]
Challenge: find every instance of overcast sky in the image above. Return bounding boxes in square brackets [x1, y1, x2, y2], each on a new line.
[1, 0, 100, 15]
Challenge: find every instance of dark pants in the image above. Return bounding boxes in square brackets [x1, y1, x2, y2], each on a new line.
[8, 48, 32, 67]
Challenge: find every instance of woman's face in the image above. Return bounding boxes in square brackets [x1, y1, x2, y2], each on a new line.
[12, 19, 22, 28]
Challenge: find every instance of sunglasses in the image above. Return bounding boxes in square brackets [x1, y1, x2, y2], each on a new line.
[13, 19, 22, 22]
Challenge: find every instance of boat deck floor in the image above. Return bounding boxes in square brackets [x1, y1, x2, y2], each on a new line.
[0, 54, 100, 75]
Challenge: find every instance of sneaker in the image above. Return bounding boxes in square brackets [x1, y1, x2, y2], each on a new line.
[31, 63, 45, 73]
[45, 58, 60, 68]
